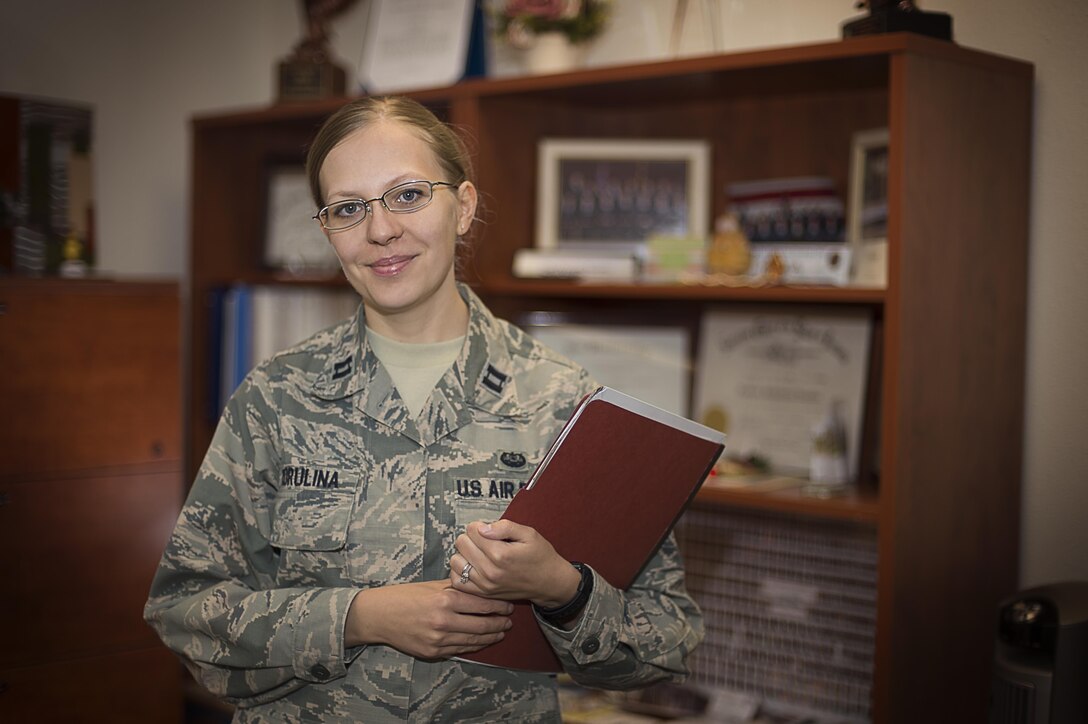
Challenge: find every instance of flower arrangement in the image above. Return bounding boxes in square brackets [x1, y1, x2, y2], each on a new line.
[494, 0, 611, 48]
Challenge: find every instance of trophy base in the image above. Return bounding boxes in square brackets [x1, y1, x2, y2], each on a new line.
[277, 59, 346, 103]
[842, 9, 953, 41]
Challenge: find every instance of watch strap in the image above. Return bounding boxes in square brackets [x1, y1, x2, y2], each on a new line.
[536, 561, 593, 624]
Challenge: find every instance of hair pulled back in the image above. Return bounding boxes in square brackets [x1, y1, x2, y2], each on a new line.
[305, 96, 475, 210]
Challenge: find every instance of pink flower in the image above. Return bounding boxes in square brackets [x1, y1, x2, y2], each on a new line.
[504, 0, 579, 21]
[504, 18, 535, 48]
[495, 0, 607, 45]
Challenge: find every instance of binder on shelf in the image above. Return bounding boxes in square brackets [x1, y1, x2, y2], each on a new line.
[250, 286, 358, 366]
[512, 248, 639, 282]
[204, 287, 226, 423]
[459, 386, 726, 672]
[218, 284, 253, 412]
[212, 285, 357, 414]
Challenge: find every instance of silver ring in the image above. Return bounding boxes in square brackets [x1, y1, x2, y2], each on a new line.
[459, 562, 473, 585]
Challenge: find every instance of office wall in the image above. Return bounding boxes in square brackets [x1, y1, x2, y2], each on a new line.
[1, 0, 1085, 589]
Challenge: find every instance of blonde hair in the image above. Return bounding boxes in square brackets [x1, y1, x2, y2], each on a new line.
[305, 96, 475, 209]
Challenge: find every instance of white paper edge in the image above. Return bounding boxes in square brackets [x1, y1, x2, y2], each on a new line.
[358, 0, 475, 94]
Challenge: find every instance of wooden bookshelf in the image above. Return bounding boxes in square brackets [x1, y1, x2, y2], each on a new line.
[186, 34, 1032, 723]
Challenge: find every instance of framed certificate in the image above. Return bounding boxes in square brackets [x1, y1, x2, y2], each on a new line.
[522, 312, 691, 417]
[693, 307, 873, 478]
[263, 164, 340, 274]
[358, 0, 478, 93]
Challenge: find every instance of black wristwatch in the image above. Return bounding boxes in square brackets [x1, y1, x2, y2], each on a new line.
[536, 562, 593, 625]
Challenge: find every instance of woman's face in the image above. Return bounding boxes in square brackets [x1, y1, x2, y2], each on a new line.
[318, 120, 476, 336]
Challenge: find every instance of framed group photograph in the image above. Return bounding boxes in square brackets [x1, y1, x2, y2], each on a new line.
[847, 128, 890, 287]
[535, 138, 711, 256]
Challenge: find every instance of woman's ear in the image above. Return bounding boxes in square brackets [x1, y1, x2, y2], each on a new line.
[456, 181, 478, 235]
[315, 216, 333, 243]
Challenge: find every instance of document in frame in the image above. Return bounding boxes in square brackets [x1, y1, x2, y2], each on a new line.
[524, 319, 690, 416]
[693, 307, 872, 479]
[358, 0, 477, 93]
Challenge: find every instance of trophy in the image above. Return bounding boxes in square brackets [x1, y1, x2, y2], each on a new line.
[842, 0, 953, 41]
[278, 0, 358, 102]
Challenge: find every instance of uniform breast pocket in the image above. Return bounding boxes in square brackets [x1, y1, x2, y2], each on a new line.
[453, 496, 511, 531]
[449, 453, 535, 526]
[270, 488, 355, 551]
[444, 447, 537, 555]
[269, 481, 357, 586]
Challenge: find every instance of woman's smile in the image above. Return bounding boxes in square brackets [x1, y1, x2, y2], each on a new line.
[367, 253, 417, 277]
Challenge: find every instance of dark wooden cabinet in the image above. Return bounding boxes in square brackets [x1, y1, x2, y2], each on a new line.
[0, 278, 184, 723]
[184, 35, 1032, 723]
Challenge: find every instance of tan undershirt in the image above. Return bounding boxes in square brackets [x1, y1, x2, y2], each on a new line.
[367, 327, 465, 419]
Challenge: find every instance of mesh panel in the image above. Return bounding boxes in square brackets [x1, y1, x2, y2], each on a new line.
[676, 505, 878, 721]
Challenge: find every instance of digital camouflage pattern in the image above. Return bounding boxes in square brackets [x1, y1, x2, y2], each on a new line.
[145, 285, 704, 723]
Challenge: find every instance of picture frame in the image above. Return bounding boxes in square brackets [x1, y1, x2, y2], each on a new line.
[727, 175, 851, 286]
[262, 163, 340, 275]
[847, 128, 890, 287]
[521, 311, 692, 417]
[693, 306, 873, 480]
[535, 138, 710, 257]
[358, 0, 479, 93]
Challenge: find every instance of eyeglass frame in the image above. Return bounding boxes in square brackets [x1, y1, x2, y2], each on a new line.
[312, 179, 460, 232]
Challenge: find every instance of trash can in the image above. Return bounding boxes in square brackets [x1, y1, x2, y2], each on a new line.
[990, 581, 1088, 723]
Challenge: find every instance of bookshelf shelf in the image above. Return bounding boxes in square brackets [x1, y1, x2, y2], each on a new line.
[186, 35, 1031, 723]
[474, 279, 886, 305]
[696, 480, 881, 524]
[202, 270, 349, 288]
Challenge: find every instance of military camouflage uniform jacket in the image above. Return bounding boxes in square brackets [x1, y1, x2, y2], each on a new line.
[145, 285, 703, 723]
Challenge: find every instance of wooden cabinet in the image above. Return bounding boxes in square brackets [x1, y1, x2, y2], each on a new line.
[0, 278, 184, 723]
[184, 35, 1032, 723]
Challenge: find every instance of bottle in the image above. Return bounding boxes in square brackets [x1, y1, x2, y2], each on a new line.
[810, 400, 849, 488]
[58, 230, 89, 277]
[706, 212, 751, 276]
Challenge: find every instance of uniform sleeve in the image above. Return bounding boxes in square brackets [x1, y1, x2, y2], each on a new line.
[143, 378, 363, 707]
[537, 533, 704, 689]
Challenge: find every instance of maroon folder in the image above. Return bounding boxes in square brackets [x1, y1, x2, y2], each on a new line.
[459, 386, 726, 672]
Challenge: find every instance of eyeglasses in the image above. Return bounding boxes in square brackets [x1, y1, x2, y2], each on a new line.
[313, 180, 458, 232]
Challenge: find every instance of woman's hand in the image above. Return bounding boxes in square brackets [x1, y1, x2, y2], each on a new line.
[344, 580, 512, 660]
[450, 520, 581, 609]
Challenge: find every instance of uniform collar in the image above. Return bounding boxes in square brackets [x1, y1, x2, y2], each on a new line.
[311, 304, 366, 401]
[309, 284, 530, 421]
[448, 284, 527, 418]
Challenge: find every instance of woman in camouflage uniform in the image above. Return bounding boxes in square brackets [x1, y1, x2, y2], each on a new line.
[145, 96, 703, 723]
